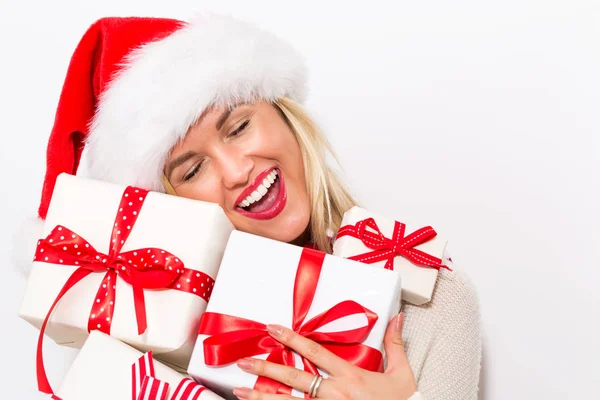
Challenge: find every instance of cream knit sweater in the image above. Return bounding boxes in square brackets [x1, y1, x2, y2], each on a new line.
[404, 258, 482, 399]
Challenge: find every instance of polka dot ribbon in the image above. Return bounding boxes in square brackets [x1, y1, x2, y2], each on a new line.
[336, 218, 451, 271]
[132, 351, 207, 400]
[34, 186, 215, 398]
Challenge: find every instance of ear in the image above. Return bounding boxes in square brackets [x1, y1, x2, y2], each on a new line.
[11, 216, 44, 277]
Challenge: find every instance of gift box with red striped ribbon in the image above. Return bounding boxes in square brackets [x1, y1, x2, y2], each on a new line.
[55, 331, 224, 400]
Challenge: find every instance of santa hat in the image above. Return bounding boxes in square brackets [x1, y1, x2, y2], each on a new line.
[12, 13, 307, 274]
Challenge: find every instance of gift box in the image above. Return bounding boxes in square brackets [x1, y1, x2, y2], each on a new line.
[54, 330, 224, 400]
[19, 173, 234, 371]
[187, 231, 402, 399]
[332, 206, 450, 305]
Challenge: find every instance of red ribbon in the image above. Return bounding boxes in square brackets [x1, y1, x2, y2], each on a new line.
[197, 248, 383, 397]
[133, 351, 207, 400]
[336, 218, 451, 271]
[34, 186, 215, 397]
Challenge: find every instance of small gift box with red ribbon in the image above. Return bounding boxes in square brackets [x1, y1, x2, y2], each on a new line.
[187, 231, 402, 399]
[54, 330, 224, 400]
[19, 173, 234, 382]
[333, 206, 451, 305]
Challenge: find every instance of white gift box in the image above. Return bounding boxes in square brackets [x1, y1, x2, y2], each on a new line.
[19, 173, 234, 367]
[188, 231, 402, 399]
[333, 206, 448, 305]
[56, 330, 224, 400]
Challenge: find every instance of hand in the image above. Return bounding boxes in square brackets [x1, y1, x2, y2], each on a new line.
[232, 312, 417, 400]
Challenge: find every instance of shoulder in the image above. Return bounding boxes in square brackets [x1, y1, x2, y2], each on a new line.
[425, 262, 482, 359]
[403, 265, 481, 340]
[432, 265, 480, 319]
[402, 265, 482, 395]
[401, 263, 481, 367]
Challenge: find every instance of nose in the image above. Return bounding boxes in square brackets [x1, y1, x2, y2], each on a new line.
[216, 147, 253, 190]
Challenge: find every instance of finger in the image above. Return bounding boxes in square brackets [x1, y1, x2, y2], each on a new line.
[266, 324, 351, 376]
[236, 358, 315, 394]
[383, 312, 410, 374]
[232, 387, 296, 400]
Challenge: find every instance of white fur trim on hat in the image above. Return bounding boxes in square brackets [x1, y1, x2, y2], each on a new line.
[84, 13, 308, 191]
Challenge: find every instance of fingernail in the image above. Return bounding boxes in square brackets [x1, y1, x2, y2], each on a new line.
[395, 312, 404, 332]
[266, 324, 284, 336]
[233, 387, 251, 399]
[236, 358, 254, 370]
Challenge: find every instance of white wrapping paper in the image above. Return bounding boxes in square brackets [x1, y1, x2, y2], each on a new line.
[19, 173, 234, 367]
[56, 331, 224, 400]
[188, 231, 402, 399]
[333, 206, 447, 305]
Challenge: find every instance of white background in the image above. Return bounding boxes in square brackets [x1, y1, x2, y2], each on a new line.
[1, 0, 598, 398]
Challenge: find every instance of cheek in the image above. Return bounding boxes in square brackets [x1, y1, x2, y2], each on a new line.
[290, 200, 311, 225]
[173, 178, 224, 206]
[286, 144, 308, 192]
[268, 134, 305, 179]
[253, 119, 300, 161]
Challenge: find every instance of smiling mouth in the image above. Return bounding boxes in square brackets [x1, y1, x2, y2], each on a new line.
[235, 168, 286, 220]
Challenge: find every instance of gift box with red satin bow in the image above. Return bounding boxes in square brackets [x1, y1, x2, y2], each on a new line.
[19, 173, 234, 371]
[333, 206, 450, 305]
[187, 231, 402, 399]
[55, 330, 223, 400]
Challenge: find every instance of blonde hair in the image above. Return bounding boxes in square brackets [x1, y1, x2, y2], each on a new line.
[163, 97, 357, 253]
[273, 97, 357, 253]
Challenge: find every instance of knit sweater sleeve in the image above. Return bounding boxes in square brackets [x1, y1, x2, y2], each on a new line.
[414, 266, 482, 399]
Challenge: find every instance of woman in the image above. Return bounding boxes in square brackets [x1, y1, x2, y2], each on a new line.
[21, 13, 481, 400]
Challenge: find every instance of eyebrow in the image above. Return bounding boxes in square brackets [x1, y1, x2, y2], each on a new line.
[216, 103, 243, 130]
[166, 151, 196, 181]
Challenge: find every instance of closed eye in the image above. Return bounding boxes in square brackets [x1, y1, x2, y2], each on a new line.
[182, 119, 250, 182]
[183, 161, 203, 182]
[229, 120, 250, 137]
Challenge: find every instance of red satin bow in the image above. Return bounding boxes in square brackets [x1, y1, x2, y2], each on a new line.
[133, 351, 207, 400]
[35, 186, 215, 397]
[336, 218, 451, 271]
[197, 248, 383, 397]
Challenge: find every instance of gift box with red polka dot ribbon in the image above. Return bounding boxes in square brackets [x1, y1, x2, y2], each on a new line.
[19, 173, 234, 376]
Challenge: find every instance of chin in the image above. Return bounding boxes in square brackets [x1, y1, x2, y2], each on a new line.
[279, 216, 311, 243]
[251, 214, 310, 244]
[274, 228, 307, 244]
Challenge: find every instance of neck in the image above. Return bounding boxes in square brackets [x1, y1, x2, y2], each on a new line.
[289, 225, 312, 247]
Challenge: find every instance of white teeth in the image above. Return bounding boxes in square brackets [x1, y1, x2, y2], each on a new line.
[237, 170, 280, 208]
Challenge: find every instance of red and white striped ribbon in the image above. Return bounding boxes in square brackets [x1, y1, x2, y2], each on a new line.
[139, 376, 170, 400]
[170, 378, 206, 400]
[132, 351, 156, 400]
[132, 351, 206, 400]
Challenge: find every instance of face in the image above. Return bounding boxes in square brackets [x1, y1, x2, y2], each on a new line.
[165, 101, 311, 244]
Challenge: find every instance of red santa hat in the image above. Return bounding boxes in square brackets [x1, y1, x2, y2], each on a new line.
[13, 13, 307, 274]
